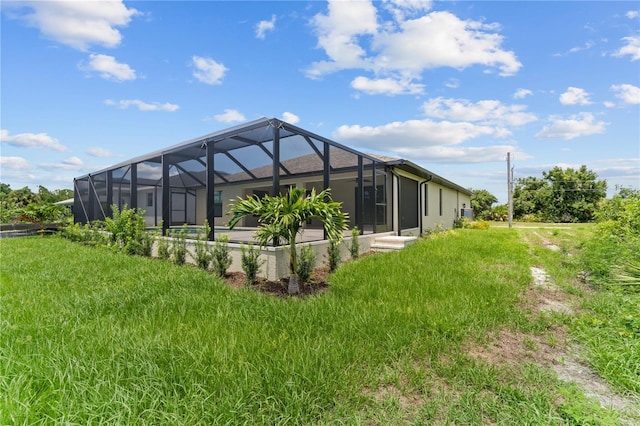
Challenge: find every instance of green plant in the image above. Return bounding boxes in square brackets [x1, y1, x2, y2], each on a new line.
[327, 239, 341, 273]
[211, 234, 232, 277]
[16, 202, 68, 236]
[240, 244, 263, 286]
[170, 225, 188, 265]
[228, 187, 348, 294]
[194, 221, 213, 270]
[296, 245, 316, 283]
[104, 205, 151, 256]
[349, 227, 360, 260]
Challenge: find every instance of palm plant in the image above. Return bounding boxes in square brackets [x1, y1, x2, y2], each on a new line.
[227, 187, 348, 294]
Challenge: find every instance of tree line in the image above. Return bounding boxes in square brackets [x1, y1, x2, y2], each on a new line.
[0, 183, 73, 225]
[470, 165, 635, 223]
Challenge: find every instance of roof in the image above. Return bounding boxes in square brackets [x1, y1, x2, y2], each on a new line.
[75, 117, 471, 195]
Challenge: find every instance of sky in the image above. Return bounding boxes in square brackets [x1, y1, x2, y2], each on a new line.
[1, 0, 639, 204]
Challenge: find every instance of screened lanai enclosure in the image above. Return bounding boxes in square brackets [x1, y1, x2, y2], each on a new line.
[74, 118, 393, 243]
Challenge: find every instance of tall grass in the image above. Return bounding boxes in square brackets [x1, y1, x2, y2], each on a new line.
[0, 230, 622, 424]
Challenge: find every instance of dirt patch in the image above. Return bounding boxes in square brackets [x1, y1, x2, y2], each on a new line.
[221, 267, 331, 298]
[466, 265, 638, 420]
[522, 266, 574, 315]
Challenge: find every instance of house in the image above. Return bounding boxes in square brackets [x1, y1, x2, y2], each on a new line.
[74, 117, 471, 242]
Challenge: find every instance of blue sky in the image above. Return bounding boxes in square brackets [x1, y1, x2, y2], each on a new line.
[1, 0, 638, 203]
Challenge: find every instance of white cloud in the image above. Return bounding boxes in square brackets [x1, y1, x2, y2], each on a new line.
[535, 112, 607, 140]
[1, 129, 67, 151]
[613, 35, 640, 61]
[611, 83, 640, 104]
[626, 11, 639, 19]
[334, 118, 504, 150]
[104, 99, 179, 112]
[7, 0, 139, 51]
[604, 101, 616, 108]
[444, 78, 459, 89]
[83, 53, 136, 81]
[559, 87, 592, 105]
[421, 97, 537, 126]
[256, 15, 276, 39]
[282, 112, 300, 124]
[393, 144, 527, 163]
[307, 2, 521, 87]
[214, 109, 246, 123]
[513, 88, 533, 99]
[87, 147, 115, 157]
[307, 0, 378, 78]
[0, 156, 31, 170]
[191, 55, 227, 85]
[350, 76, 425, 95]
[40, 156, 86, 171]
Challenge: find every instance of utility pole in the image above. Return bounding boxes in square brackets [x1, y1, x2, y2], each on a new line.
[507, 152, 513, 228]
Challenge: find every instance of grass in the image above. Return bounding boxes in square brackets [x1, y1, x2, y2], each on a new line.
[1, 229, 635, 424]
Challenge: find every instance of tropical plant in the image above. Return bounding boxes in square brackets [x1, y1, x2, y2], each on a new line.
[227, 187, 348, 294]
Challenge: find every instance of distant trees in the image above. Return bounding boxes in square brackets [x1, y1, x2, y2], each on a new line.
[0, 183, 73, 224]
[513, 165, 607, 223]
[470, 189, 498, 220]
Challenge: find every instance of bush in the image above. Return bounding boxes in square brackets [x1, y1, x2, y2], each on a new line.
[170, 225, 188, 265]
[211, 234, 232, 277]
[104, 205, 151, 256]
[349, 227, 360, 260]
[241, 244, 263, 286]
[581, 193, 640, 287]
[194, 221, 212, 270]
[327, 239, 341, 273]
[296, 245, 316, 283]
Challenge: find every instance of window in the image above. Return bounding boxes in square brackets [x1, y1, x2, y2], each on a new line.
[439, 188, 443, 216]
[147, 192, 153, 207]
[424, 184, 428, 216]
[213, 191, 223, 217]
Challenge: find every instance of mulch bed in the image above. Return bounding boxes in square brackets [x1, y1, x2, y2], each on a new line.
[221, 266, 331, 298]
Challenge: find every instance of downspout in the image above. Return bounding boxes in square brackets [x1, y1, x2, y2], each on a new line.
[418, 175, 433, 235]
[389, 169, 401, 236]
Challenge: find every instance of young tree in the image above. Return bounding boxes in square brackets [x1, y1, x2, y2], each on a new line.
[227, 187, 348, 294]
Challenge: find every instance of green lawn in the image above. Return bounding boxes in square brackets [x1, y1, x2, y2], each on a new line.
[1, 229, 635, 424]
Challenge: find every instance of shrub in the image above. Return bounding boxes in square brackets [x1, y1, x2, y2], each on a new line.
[241, 244, 263, 286]
[104, 205, 151, 256]
[194, 221, 212, 270]
[170, 225, 188, 265]
[468, 219, 490, 230]
[349, 227, 360, 260]
[327, 239, 341, 273]
[296, 245, 316, 283]
[211, 234, 232, 277]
